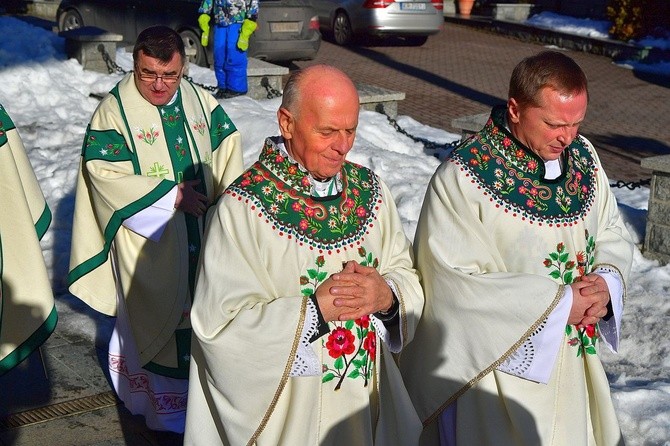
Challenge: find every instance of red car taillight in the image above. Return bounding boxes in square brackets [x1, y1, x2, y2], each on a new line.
[309, 15, 319, 31]
[362, 0, 394, 8]
[431, 0, 443, 10]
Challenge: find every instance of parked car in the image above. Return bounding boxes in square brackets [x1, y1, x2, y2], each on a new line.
[56, 0, 321, 67]
[311, 0, 443, 46]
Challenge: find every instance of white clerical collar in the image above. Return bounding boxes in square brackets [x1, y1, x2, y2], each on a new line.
[543, 159, 562, 180]
[165, 89, 179, 107]
[276, 139, 342, 197]
[504, 115, 562, 180]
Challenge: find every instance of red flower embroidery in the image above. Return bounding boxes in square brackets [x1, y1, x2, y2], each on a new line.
[355, 206, 366, 217]
[355, 315, 370, 328]
[363, 331, 376, 359]
[292, 201, 302, 212]
[326, 327, 356, 358]
[585, 324, 596, 338]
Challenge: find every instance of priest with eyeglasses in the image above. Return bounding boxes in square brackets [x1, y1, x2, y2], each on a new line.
[68, 25, 243, 434]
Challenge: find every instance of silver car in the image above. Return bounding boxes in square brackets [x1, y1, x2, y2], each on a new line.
[312, 0, 443, 46]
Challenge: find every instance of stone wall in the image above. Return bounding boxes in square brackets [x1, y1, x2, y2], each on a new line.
[641, 156, 670, 264]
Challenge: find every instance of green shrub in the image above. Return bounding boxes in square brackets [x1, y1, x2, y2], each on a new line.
[607, 0, 670, 41]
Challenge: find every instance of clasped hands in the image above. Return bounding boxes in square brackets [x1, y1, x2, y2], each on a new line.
[568, 273, 610, 327]
[175, 179, 208, 217]
[315, 261, 393, 323]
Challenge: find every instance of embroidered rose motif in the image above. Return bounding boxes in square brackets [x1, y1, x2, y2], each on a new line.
[355, 315, 370, 329]
[584, 324, 596, 338]
[363, 331, 376, 359]
[326, 327, 356, 358]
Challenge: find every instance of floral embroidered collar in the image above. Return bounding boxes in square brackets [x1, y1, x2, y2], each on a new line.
[271, 137, 343, 198]
[226, 137, 382, 248]
[451, 106, 597, 224]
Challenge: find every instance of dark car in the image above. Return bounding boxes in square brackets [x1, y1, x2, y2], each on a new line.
[311, 0, 443, 46]
[56, 0, 321, 66]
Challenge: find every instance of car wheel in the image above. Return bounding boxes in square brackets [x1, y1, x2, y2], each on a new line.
[333, 11, 353, 46]
[59, 9, 83, 32]
[179, 29, 207, 67]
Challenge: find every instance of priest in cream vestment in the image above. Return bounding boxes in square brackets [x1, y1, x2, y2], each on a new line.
[185, 65, 424, 445]
[0, 103, 56, 377]
[400, 51, 634, 445]
[67, 27, 243, 432]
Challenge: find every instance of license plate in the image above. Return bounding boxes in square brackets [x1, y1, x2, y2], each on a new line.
[400, 2, 427, 10]
[270, 22, 301, 33]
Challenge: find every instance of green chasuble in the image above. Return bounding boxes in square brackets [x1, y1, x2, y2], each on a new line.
[68, 74, 243, 376]
[0, 103, 57, 375]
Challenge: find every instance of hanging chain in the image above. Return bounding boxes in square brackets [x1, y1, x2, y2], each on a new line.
[99, 44, 126, 75]
[375, 103, 460, 159]
[260, 76, 282, 99]
[609, 178, 651, 190]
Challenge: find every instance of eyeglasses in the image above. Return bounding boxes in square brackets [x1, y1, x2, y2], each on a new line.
[137, 71, 182, 84]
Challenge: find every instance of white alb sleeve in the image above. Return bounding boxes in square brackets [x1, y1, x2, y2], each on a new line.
[497, 287, 572, 384]
[290, 298, 322, 377]
[122, 186, 177, 242]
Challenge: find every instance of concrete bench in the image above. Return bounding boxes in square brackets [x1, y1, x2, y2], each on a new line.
[247, 57, 288, 100]
[451, 112, 489, 139]
[356, 83, 405, 119]
[59, 26, 123, 74]
[641, 155, 670, 264]
[243, 60, 407, 116]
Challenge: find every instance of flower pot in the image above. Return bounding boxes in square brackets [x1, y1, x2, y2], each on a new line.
[458, 0, 475, 16]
